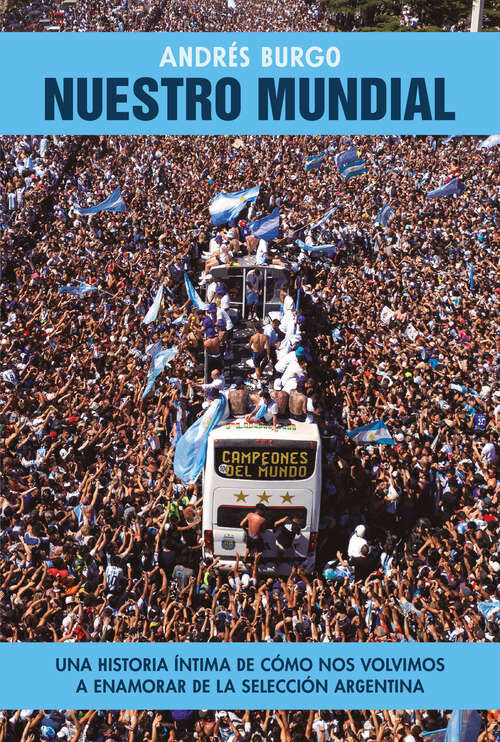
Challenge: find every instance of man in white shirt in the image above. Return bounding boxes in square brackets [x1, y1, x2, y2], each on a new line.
[348, 524, 368, 558]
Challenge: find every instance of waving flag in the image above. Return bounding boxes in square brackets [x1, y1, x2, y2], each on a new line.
[174, 394, 228, 483]
[478, 134, 500, 149]
[296, 239, 336, 256]
[184, 272, 209, 311]
[305, 151, 326, 172]
[335, 146, 358, 171]
[227, 0, 236, 7]
[468, 263, 474, 291]
[310, 206, 338, 230]
[142, 284, 163, 325]
[443, 711, 481, 742]
[74, 188, 127, 215]
[339, 159, 366, 180]
[59, 281, 97, 297]
[248, 207, 279, 241]
[426, 177, 464, 199]
[347, 420, 395, 446]
[376, 204, 394, 227]
[142, 346, 178, 398]
[209, 185, 260, 226]
[442, 136, 456, 145]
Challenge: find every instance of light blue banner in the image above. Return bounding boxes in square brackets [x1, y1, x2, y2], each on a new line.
[0, 33, 498, 134]
[0, 643, 498, 709]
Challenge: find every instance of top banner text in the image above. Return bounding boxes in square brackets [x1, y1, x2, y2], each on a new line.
[0, 32, 498, 134]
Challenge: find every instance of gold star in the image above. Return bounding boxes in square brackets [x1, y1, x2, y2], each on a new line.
[234, 490, 248, 502]
[281, 492, 293, 503]
[258, 491, 271, 503]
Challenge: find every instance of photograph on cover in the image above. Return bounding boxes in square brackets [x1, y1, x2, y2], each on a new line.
[0, 133, 499, 646]
[1, 0, 498, 33]
[1, 709, 499, 742]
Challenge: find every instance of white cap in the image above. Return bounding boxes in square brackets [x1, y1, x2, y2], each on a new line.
[355, 525, 366, 537]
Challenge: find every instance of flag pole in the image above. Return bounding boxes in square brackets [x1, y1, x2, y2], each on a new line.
[470, 0, 484, 31]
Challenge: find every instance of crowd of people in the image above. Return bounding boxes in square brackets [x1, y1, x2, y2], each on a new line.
[1, 133, 499, 648]
[1, 709, 499, 742]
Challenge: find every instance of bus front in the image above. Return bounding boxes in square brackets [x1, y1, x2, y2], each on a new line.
[202, 420, 322, 575]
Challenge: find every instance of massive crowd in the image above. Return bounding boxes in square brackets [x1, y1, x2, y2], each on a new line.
[1, 709, 499, 742]
[1, 133, 499, 647]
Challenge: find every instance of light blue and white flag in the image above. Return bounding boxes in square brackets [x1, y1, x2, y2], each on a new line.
[248, 207, 279, 241]
[143, 283, 163, 325]
[468, 263, 474, 291]
[443, 711, 482, 742]
[442, 135, 456, 145]
[209, 184, 260, 226]
[59, 281, 97, 298]
[375, 204, 394, 227]
[426, 177, 464, 199]
[174, 394, 228, 483]
[310, 206, 338, 230]
[142, 345, 178, 398]
[74, 188, 127, 215]
[227, 0, 235, 8]
[184, 272, 209, 311]
[478, 601, 500, 622]
[478, 134, 500, 149]
[304, 151, 326, 172]
[335, 146, 358, 171]
[296, 239, 336, 256]
[339, 159, 366, 180]
[346, 420, 395, 446]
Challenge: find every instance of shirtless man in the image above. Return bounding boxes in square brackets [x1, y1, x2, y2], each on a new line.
[288, 379, 308, 422]
[228, 380, 249, 417]
[248, 326, 270, 381]
[204, 328, 223, 380]
[240, 503, 267, 559]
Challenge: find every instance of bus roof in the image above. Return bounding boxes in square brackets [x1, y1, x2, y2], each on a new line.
[208, 417, 320, 443]
[211, 258, 288, 272]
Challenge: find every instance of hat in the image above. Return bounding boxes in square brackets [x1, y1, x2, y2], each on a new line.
[215, 235, 223, 244]
[215, 286, 226, 295]
[205, 327, 216, 338]
[295, 346, 305, 357]
[207, 303, 217, 313]
[273, 379, 282, 391]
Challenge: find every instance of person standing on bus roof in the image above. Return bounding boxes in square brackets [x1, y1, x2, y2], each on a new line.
[240, 503, 267, 560]
[248, 325, 271, 383]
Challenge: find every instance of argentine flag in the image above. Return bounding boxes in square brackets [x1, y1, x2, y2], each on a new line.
[339, 159, 366, 180]
[426, 177, 464, 199]
[375, 204, 394, 227]
[305, 151, 326, 172]
[443, 711, 481, 742]
[143, 283, 163, 325]
[296, 239, 336, 257]
[174, 394, 228, 483]
[184, 273, 209, 310]
[74, 188, 127, 215]
[346, 420, 395, 446]
[142, 346, 178, 398]
[209, 184, 260, 226]
[310, 206, 338, 230]
[59, 281, 97, 297]
[478, 134, 500, 149]
[248, 207, 279, 241]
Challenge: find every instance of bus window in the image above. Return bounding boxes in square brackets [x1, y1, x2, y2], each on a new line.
[217, 506, 307, 529]
[214, 441, 316, 481]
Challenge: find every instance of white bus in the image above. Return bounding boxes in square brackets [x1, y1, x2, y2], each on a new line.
[202, 418, 322, 575]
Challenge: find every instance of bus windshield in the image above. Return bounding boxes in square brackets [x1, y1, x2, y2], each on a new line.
[213, 440, 317, 481]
